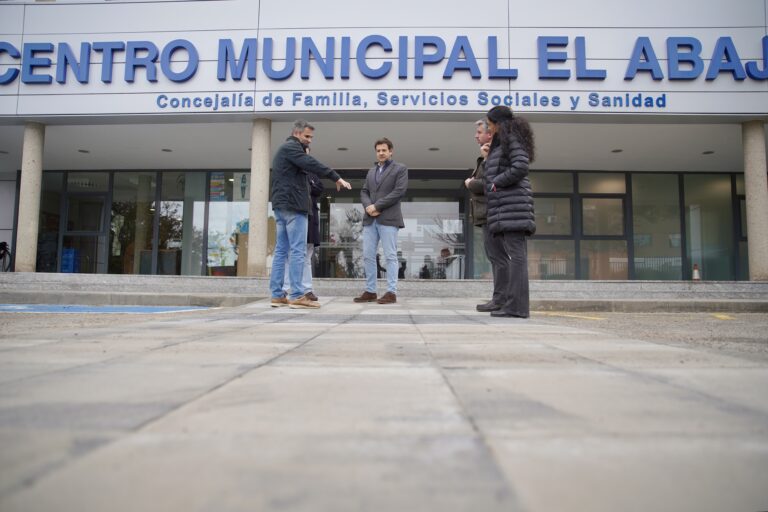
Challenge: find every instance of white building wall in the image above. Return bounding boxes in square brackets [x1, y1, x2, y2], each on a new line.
[0, 0, 765, 118]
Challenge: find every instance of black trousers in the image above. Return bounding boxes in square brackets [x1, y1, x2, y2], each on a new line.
[487, 231, 529, 317]
[483, 223, 508, 305]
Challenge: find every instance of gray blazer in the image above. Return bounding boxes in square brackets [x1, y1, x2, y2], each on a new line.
[360, 160, 408, 228]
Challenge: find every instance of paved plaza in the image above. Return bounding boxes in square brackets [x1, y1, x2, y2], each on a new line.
[0, 297, 767, 512]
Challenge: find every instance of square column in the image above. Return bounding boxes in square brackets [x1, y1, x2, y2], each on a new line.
[742, 120, 768, 281]
[247, 118, 272, 277]
[15, 122, 45, 273]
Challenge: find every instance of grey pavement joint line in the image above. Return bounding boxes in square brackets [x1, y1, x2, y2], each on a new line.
[535, 334, 768, 430]
[0, 317, 352, 502]
[128, 311, 358, 433]
[0, 317, 275, 387]
[412, 320, 523, 508]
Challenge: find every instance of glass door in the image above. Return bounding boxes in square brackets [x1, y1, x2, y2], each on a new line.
[61, 193, 109, 273]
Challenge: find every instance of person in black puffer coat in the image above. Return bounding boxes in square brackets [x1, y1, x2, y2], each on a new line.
[483, 105, 536, 318]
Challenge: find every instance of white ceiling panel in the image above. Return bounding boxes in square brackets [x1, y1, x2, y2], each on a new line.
[0, 118, 754, 174]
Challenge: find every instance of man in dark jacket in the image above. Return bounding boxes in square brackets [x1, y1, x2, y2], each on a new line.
[270, 119, 351, 309]
[353, 137, 408, 304]
[283, 172, 324, 301]
[464, 119, 506, 312]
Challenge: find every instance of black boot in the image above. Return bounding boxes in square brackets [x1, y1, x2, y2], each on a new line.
[476, 300, 501, 312]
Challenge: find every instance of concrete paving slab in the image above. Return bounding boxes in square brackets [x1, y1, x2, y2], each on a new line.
[447, 368, 768, 437]
[0, 297, 766, 511]
[492, 436, 768, 512]
[542, 340, 766, 369]
[643, 368, 768, 414]
[0, 433, 519, 512]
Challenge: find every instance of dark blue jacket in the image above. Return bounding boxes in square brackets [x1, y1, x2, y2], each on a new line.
[270, 136, 340, 213]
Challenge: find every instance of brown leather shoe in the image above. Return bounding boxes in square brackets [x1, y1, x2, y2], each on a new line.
[305, 291, 318, 301]
[270, 297, 289, 308]
[289, 294, 321, 309]
[377, 292, 397, 304]
[353, 291, 378, 303]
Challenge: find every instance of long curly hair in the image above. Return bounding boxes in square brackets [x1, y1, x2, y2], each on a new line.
[486, 106, 535, 162]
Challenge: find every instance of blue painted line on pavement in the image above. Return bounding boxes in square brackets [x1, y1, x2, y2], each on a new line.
[0, 304, 210, 314]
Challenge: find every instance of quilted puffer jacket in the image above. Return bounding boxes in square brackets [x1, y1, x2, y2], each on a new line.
[484, 136, 536, 236]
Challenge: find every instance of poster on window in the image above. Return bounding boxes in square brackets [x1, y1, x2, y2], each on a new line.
[233, 172, 250, 201]
[210, 172, 227, 201]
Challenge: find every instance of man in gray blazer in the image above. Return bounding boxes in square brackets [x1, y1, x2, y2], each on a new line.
[353, 138, 409, 304]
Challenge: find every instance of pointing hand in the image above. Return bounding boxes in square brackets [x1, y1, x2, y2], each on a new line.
[336, 178, 352, 191]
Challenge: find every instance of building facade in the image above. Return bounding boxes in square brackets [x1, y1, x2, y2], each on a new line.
[1, 0, 766, 281]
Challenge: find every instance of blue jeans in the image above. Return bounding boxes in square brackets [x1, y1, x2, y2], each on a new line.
[363, 220, 399, 294]
[270, 208, 309, 300]
[284, 243, 314, 294]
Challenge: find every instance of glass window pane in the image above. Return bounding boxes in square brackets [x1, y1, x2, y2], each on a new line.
[160, 172, 206, 276]
[632, 174, 682, 280]
[67, 172, 108, 192]
[530, 172, 573, 193]
[684, 174, 735, 280]
[535, 197, 571, 235]
[582, 198, 623, 236]
[37, 172, 63, 272]
[528, 239, 575, 279]
[739, 241, 749, 280]
[324, 202, 363, 278]
[579, 173, 626, 194]
[471, 224, 491, 279]
[322, 201, 464, 280]
[736, 174, 745, 195]
[109, 172, 156, 274]
[62, 235, 107, 273]
[740, 198, 747, 238]
[67, 196, 105, 232]
[580, 240, 628, 279]
[208, 172, 250, 276]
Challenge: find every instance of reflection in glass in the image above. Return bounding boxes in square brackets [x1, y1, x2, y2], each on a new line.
[67, 172, 109, 192]
[207, 171, 250, 276]
[736, 174, 745, 195]
[535, 197, 571, 235]
[471, 225, 491, 279]
[739, 241, 749, 280]
[36, 173, 63, 272]
[632, 174, 682, 280]
[160, 172, 205, 275]
[579, 173, 625, 194]
[322, 201, 464, 280]
[582, 198, 623, 236]
[528, 240, 575, 279]
[62, 235, 107, 273]
[109, 172, 156, 274]
[684, 174, 734, 280]
[580, 240, 628, 279]
[68, 196, 105, 232]
[530, 172, 573, 193]
[740, 198, 747, 238]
